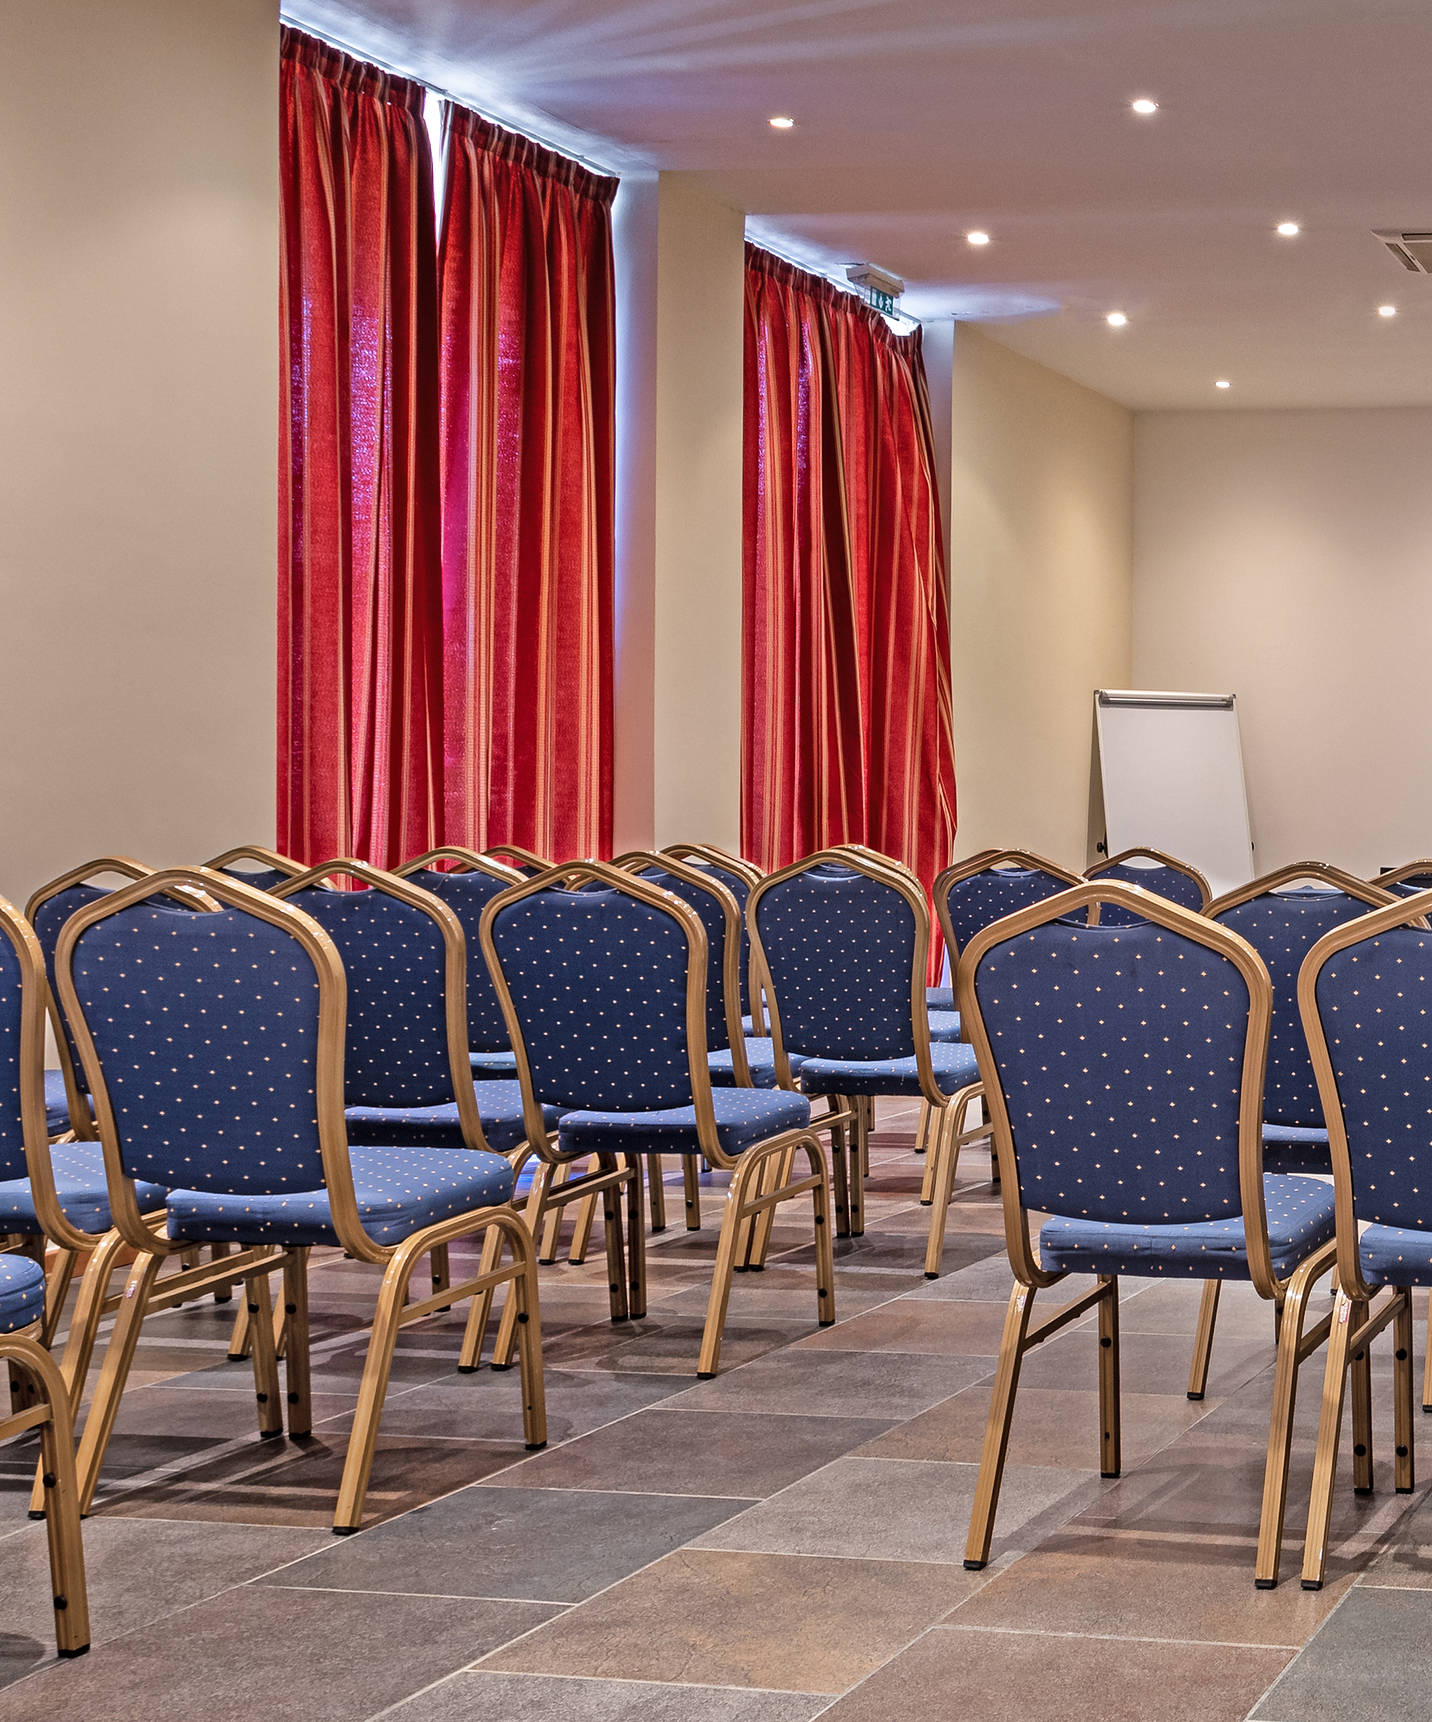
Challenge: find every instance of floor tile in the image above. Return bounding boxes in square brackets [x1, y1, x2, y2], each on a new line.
[263, 1483, 751, 1603]
[477, 1547, 975, 1692]
[793, 1298, 1012, 1356]
[949, 1523, 1352, 1646]
[1016, 1326, 1273, 1401]
[856, 1384, 1216, 1470]
[486, 1408, 894, 1498]
[817, 1623, 1293, 1722]
[666, 1347, 992, 1420]
[1358, 1486, 1432, 1588]
[387, 1672, 828, 1721]
[0, 1583, 558, 1721]
[1250, 1585, 1432, 1719]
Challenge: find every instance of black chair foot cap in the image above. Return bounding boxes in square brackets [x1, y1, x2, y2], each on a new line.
[331, 1524, 359, 1536]
[749, 1264, 764, 1273]
[1101, 1470, 1120, 1479]
[918, 1199, 932, 1208]
[27, 1510, 45, 1522]
[1254, 1578, 1277, 1590]
[226, 1353, 247, 1363]
[457, 1364, 478, 1374]
[490, 1361, 512, 1372]
[537, 1257, 557, 1267]
[924, 1272, 939, 1281]
[436, 1305, 451, 1314]
[1187, 1391, 1204, 1402]
[1301, 1579, 1323, 1591]
[818, 1317, 836, 1327]
[732, 1264, 749, 1274]
[696, 1371, 716, 1380]
[259, 1428, 284, 1439]
[525, 1441, 547, 1451]
[651, 1225, 666, 1234]
[57, 1645, 90, 1659]
[963, 1559, 986, 1572]
[288, 1429, 312, 1441]
[610, 1313, 630, 1323]
[1354, 1486, 1373, 1496]
[1397, 1485, 1415, 1494]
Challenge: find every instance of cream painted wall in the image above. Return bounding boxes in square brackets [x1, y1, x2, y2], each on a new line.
[0, 0, 278, 905]
[1134, 409, 1432, 878]
[651, 175, 745, 853]
[948, 328, 1134, 870]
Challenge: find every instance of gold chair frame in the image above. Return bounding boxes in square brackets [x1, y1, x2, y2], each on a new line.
[480, 859, 835, 1377]
[204, 844, 311, 883]
[1085, 845, 1212, 911]
[484, 844, 551, 874]
[959, 880, 1338, 1587]
[1368, 858, 1432, 891]
[1297, 888, 1432, 1588]
[52, 865, 545, 1531]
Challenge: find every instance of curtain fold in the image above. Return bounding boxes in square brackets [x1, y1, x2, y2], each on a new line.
[438, 105, 617, 861]
[278, 28, 443, 869]
[743, 246, 957, 976]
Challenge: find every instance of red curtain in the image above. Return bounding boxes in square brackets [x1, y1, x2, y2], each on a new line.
[438, 105, 617, 862]
[743, 246, 957, 976]
[278, 28, 443, 869]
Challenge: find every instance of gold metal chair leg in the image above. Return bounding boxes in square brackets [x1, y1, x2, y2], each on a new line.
[430, 1241, 451, 1311]
[1394, 1291, 1415, 1494]
[568, 1184, 598, 1264]
[210, 1240, 235, 1303]
[696, 1153, 763, 1379]
[41, 1248, 79, 1349]
[501, 1216, 547, 1450]
[243, 1268, 285, 1439]
[830, 1107, 850, 1236]
[805, 1137, 836, 1328]
[538, 1159, 573, 1263]
[1187, 1280, 1221, 1400]
[922, 1105, 961, 1279]
[1350, 1298, 1373, 1494]
[227, 1295, 250, 1360]
[626, 1154, 648, 1318]
[599, 1166, 631, 1322]
[857, 1095, 872, 1180]
[746, 1145, 797, 1270]
[282, 1249, 312, 1436]
[492, 1164, 553, 1369]
[965, 1281, 1037, 1568]
[1255, 1246, 1335, 1587]
[1301, 1286, 1357, 1589]
[1098, 1274, 1121, 1477]
[913, 1098, 931, 1158]
[75, 1250, 166, 1513]
[1424, 1287, 1432, 1412]
[683, 1155, 703, 1231]
[458, 1225, 506, 1372]
[647, 1155, 667, 1233]
[7, 1338, 90, 1656]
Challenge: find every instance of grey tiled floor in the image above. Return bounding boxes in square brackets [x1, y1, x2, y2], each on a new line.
[2, 1098, 1429, 1720]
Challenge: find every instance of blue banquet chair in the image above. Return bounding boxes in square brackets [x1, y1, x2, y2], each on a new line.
[1184, 862, 1398, 1397]
[0, 1255, 90, 1658]
[480, 860, 833, 1377]
[959, 878, 1339, 1587]
[748, 849, 983, 1249]
[1084, 845, 1211, 922]
[484, 844, 550, 876]
[204, 843, 311, 894]
[1297, 888, 1432, 1587]
[1369, 858, 1432, 897]
[52, 866, 544, 1531]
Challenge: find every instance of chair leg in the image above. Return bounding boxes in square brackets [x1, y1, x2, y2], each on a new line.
[429, 1242, 451, 1312]
[845, 1103, 864, 1236]
[1350, 1297, 1373, 1494]
[41, 1248, 79, 1350]
[965, 1281, 1037, 1569]
[804, 1137, 836, 1329]
[568, 1186, 599, 1264]
[1424, 1288, 1432, 1412]
[333, 1235, 426, 1533]
[626, 1155, 648, 1319]
[600, 1162, 631, 1323]
[75, 1250, 165, 1513]
[227, 1295, 251, 1361]
[857, 1095, 872, 1180]
[1394, 1291, 1415, 1494]
[913, 1098, 931, 1158]
[1187, 1280, 1221, 1400]
[492, 1164, 554, 1370]
[1098, 1275, 1121, 1477]
[281, 1248, 312, 1437]
[458, 1224, 506, 1372]
[499, 1216, 548, 1450]
[8, 1338, 90, 1656]
[830, 1107, 850, 1237]
[1301, 1285, 1357, 1589]
[243, 1267, 285, 1439]
[683, 1156, 703, 1231]
[697, 1153, 764, 1379]
[922, 1105, 961, 1279]
[646, 1155, 666, 1233]
[746, 1146, 797, 1270]
[538, 1159, 572, 1263]
[1255, 1249, 1334, 1587]
[210, 1240, 235, 1303]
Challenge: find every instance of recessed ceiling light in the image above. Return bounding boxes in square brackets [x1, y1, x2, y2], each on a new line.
[966, 230, 990, 246]
[1107, 311, 1128, 326]
[1215, 379, 1231, 389]
[1131, 98, 1158, 114]
[1276, 222, 1300, 237]
[1379, 304, 1397, 317]
[769, 115, 794, 129]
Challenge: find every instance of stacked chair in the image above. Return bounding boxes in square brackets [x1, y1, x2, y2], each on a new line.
[1187, 864, 1397, 1396]
[1084, 845, 1212, 919]
[205, 844, 311, 893]
[480, 860, 832, 1375]
[1297, 888, 1432, 1587]
[1371, 858, 1432, 897]
[957, 877, 1340, 1588]
[50, 865, 545, 1531]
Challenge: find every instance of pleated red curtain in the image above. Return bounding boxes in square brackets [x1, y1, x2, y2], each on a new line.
[743, 246, 957, 975]
[438, 105, 617, 861]
[278, 28, 443, 868]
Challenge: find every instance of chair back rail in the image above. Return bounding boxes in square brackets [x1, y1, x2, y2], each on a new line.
[1084, 847, 1212, 923]
[1370, 858, 1432, 898]
[484, 845, 551, 876]
[204, 845, 311, 894]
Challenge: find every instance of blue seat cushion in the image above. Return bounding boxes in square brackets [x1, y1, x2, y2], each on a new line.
[0, 1255, 46, 1333]
[798, 1039, 980, 1098]
[926, 987, 954, 1011]
[165, 1145, 516, 1248]
[0, 1141, 167, 1236]
[1040, 1173, 1337, 1281]
[346, 1081, 563, 1157]
[1262, 1122, 1331, 1176]
[470, 1050, 517, 1075]
[558, 1086, 811, 1159]
[1359, 1224, 1432, 1288]
[928, 1010, 963, 1043]
[709, 1038, 806, 1091]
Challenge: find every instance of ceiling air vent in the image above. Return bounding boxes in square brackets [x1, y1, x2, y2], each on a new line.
[1374, 230, 1432, 272]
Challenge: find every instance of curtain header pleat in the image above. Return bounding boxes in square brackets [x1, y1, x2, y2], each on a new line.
[280, 26, 428, 115]
[745, 242, 925, 362]
[444, 103, 618, 208]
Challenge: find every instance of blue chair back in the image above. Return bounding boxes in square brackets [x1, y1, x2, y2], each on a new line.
[972, 915, 1254, 1223]
[0, 920, 32, 1182]
[406, 868, 515, 1054]
[1311, 921, 1432, 1234]
[938, 859, 1079, 958]
[751, 863, 918, 1061]
[279, 882, 456, 1109]
[32, 884, 112, 1097]
[1087, 857, 1208, 925]
[1213, 885, 1375, 1129]
[1375, 863, 1432, 899]
[487, 883, 697, 1112]
[631, 864, 734, 1054]
[65, 899, 330, 1194]
[662, 851, 757, 1018]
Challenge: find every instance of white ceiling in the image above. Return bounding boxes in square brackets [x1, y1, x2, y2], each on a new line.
[289, 0, 1432, 409]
